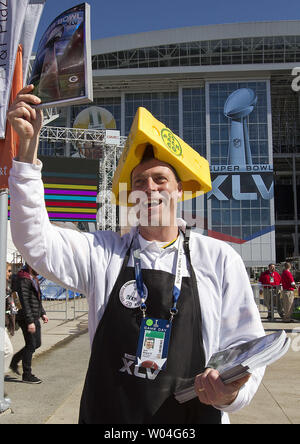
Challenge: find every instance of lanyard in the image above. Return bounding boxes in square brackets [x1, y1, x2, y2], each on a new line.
[133, 231, 185, 322]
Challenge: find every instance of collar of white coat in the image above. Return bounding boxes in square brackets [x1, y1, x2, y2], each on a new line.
[128, 218, 187, 253]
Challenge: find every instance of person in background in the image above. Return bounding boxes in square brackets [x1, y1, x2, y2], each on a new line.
[4, 264, 14, 375]
[281, 262, 296, 323]
[10, 264, 48, 384]
[259, 263, 282, 320]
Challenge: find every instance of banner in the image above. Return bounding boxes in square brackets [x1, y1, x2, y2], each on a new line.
[20, 0, 46, 84]
[0, 0, 46, 139]
[0, 0, 29, 139]
[0, 44, 22, 189]
[207, 81, 275, 266]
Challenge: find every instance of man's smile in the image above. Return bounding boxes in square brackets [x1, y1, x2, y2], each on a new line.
[142, 198, 163, 209]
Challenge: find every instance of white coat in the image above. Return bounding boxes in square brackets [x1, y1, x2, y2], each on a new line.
[9, 159, 265, 421]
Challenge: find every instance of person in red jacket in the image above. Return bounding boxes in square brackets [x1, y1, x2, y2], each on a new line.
[259, 263, 282, 320]
[281, 262, 296, 322]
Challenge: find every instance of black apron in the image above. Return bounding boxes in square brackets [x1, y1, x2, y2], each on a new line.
[79, 229, 221, 424]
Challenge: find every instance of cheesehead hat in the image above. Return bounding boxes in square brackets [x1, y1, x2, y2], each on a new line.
[112, 107, 211, 205]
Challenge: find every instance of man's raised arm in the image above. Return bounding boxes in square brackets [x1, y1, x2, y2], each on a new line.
[7, 86, 93, 296]
[7, 84, 43, 164]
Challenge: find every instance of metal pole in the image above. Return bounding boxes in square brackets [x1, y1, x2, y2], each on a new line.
[0, 188, 10, 413]
[270, 287, 274, 322]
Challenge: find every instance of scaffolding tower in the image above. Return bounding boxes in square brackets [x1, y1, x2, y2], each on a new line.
[97, 143, 124, 231]
[39, 126, 126, 231]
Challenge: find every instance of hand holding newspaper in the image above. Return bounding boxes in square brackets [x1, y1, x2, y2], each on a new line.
[175, 330, 290, 404]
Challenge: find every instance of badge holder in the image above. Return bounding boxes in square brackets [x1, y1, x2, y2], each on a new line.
[136, 318, 172, 371]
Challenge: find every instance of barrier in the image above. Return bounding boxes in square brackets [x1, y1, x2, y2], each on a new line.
[39, 278, 299, 322]
[40, 279, 88, 320]
[251, 283, 300, 321]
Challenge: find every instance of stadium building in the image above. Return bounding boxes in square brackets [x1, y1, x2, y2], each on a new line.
[39, 20, 300, 269]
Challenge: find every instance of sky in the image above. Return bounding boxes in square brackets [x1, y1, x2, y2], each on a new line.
[33, 0, 300, 50]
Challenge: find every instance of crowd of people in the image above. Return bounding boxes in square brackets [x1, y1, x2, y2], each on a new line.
[259, 262, 298, 322]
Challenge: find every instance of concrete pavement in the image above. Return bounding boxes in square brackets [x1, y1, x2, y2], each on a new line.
[230, 316, 300, 424]
[7, 312, 89, 362]
[2, 312, 300, 424]
[1, 312, 89, 423]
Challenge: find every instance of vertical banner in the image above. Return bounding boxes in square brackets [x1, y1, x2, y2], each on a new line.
[0, 0, 46, 139]
[0, 0, 29, 139]
[206, 81, 275, 267]
[0, 0, 46, 186]
[20, 0, 47, 84]
[0, 44, 22, 189]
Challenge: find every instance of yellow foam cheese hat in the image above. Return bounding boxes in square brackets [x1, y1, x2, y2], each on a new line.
[112, 107, 212, 205]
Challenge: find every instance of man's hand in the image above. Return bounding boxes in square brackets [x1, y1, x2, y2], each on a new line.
[194, 368, 251, 406]
[7, 84, 42, 139]
[7, 84, 43, 164]
[28, 323, 36, 334]
[42, 315, 49, 324]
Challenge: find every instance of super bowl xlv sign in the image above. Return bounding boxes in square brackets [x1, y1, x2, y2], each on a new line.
[208, 88, 273, 201]
[207, 165, 274, 201]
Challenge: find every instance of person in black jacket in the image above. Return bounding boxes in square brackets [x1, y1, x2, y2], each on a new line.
[10, 264, 48, 384]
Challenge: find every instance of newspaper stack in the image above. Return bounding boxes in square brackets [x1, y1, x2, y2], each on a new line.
[175, 330, 290, 404]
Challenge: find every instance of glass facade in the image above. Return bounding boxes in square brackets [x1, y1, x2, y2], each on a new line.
[92, 36, 300, 70]
[182, 87, 206, 157]
[124, 92, 179, 135]
[210, 195, 271, 240]
[271, 77, 300, 154]
[181, 87, 207, 227]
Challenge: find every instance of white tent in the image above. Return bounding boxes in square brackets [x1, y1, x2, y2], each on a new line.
[6, 221, 20, 263]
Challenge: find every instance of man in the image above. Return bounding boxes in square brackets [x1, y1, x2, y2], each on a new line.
[281, 262, 296, 322]
[10, 263, 48, 384]
[259, 264, 282, 320]
[7, 85, 265, 424]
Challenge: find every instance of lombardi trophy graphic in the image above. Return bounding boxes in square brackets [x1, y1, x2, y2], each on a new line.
[224, 88, 257, 166]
